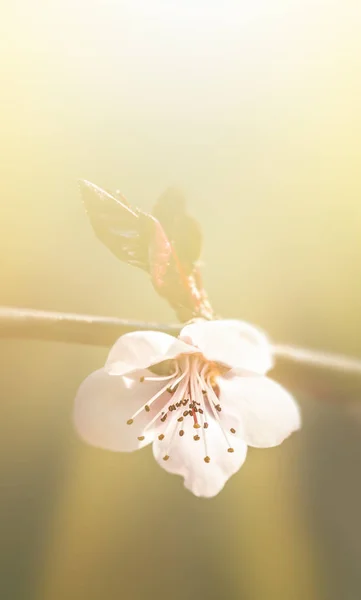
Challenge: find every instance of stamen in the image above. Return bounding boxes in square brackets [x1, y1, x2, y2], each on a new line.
[143, 369, 178, 383]
[205, 380, 232, 449]
[143, 372, 189, 433]
[127, 377, 175, 422]
[159, 357, 192, 458]
[193, 362, 211, 464]
[196, 364, 235, 454]
[129, 354, 238, 464]
[162, 407, 184, 458]
[179, 412, 186, 438]
[168, 370, 188, 391]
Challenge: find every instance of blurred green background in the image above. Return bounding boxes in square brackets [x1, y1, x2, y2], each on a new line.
[1, 1, 361, 599]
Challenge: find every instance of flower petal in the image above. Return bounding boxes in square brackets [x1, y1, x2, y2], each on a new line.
[74, 368, 170, 451]
[152, 416, 247, 497]
[105, 331, 197, 376]
[218, 374, 301, 448]
[179, 319, 273, 375]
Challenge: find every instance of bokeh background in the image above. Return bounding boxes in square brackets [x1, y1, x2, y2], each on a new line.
[1, 1, 361, 598]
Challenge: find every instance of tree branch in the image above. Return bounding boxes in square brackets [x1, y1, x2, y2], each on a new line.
[1, 305, 361, 373]
[0, 306, 180, 347]
[2, 305, 361, 402]
[274, 344, 361, 375]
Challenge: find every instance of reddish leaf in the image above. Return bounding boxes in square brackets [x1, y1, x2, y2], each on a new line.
[152, 187, 203, 275]
[80, 180, 214, 322]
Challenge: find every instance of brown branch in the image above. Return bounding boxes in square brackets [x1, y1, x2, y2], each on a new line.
[0, 306, 180, 347]
[1, 305, 361, 402]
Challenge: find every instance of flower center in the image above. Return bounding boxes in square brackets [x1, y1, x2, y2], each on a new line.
[126, 353, 237, 463]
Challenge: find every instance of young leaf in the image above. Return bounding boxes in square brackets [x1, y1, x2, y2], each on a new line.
[152, 187, 203, 275]
[80, 179, 152, 270]
[80, 180, 214, 322]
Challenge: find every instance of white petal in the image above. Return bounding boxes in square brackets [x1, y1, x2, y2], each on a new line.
[218, 375, 301, 448]
[74, 368, 170, 451]
[180, 319, 273, 375]
[152, 416, 247, 498]
[105, 331, 197, 376]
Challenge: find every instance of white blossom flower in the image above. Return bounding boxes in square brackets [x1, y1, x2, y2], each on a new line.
[74, 319, 301, 497]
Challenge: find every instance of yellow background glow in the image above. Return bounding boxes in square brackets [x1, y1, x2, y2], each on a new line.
[1, 2, 361, 599]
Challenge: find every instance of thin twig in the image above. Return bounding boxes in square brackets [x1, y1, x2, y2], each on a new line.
[274, 344, 361, 375]
[0, 306, 179, 347]
[1, 306, 361, 376]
